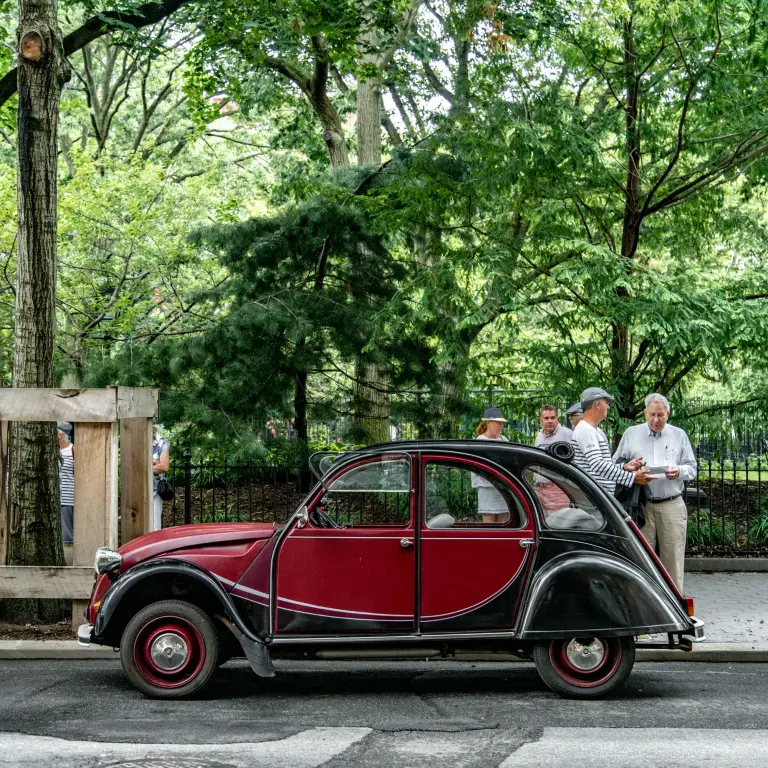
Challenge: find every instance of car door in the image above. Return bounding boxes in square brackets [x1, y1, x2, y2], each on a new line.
[419, 454, 535, 633]
[274, 454, 416, 635]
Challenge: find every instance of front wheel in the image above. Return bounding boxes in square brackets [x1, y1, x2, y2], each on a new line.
[120, 599, 220, 699]
[533, 636, 635, 699]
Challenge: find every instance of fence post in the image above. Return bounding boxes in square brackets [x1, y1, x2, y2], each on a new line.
[184, 448, 192, 525]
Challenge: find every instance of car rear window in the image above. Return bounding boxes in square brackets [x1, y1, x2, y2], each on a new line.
[524, 464, 604, 531]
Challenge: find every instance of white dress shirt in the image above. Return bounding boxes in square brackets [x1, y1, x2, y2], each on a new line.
[612, 423, 697, 500]
[535, 424, 573, 448]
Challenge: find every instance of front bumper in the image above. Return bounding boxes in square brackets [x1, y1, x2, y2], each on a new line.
[686, 616, 706, 642]
[77, 623, 94, 647]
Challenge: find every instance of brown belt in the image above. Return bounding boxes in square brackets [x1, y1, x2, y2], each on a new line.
[646, 493, 682, 504]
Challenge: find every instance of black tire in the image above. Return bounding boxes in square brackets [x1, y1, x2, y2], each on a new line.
[533, 636, 635, 699]
[120, 599, 220, 699]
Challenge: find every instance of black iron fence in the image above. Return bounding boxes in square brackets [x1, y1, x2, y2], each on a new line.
[162, 451, 306, 528]
[159, 448, 768, 556]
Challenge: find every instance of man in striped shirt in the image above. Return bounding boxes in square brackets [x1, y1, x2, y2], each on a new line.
[571, 388, 650, 495]
[57, 421, 75, 566]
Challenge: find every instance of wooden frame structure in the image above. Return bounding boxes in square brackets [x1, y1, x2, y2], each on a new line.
[0, 387, 158, 628]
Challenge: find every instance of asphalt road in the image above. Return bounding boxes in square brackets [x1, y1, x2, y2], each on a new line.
[2, 659, 768, 767]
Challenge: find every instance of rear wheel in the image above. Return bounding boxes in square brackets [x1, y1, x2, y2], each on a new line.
[533, 636, 635, 699]
[120, 599, 220, 699]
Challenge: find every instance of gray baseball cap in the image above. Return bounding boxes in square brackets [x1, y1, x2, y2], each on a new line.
[580, 387, 615, 406]
[565, 403, 583, 416]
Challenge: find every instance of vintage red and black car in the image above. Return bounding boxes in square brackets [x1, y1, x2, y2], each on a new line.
[78, 440, 704, 699]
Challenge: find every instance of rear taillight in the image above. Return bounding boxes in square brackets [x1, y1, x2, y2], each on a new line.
[684, 597, 695, 617]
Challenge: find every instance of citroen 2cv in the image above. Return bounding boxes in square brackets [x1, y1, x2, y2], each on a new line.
[78, 440, 704, 699]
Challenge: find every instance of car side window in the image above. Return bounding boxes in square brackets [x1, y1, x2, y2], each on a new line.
[310, 457, 411, 528]
[423, 461, 526, 528]
[524, 464, 604, 531]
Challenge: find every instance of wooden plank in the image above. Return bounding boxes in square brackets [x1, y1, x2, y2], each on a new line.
[73, 423, 118, 563]
[72, 422, 118, 629]
[120, 417, 153, 544]
[117, 387, 159, 420]
[0, 388, 117, 422]
[0, 566, 94, 599]
[0, 421, 8, 566]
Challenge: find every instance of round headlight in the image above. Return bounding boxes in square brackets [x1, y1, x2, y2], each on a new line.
[94, 547, 122, 575]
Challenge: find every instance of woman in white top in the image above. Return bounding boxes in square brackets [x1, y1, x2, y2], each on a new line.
[472, 407, 509, 522]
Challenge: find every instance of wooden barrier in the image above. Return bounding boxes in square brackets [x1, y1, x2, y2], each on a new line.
[0, 387, 158, 629]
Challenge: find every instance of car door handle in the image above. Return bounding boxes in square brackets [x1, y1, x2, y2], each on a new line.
[400, 538, 414, 548]
[519, 538, 534, 549]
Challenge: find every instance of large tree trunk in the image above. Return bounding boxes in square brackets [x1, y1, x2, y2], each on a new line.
[613, 17, 640, 419]
[6, 0, 71, 623]
[352, 38, 390, 445]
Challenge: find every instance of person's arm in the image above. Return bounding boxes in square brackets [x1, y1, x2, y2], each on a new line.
[670, 432, 697, 482]
[153, 444, 170, 474]
[579, 429, 636, 487]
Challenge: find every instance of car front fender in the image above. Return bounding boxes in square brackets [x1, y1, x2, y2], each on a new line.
[517, 551, 690, 639]
[94, 559, 274, 677]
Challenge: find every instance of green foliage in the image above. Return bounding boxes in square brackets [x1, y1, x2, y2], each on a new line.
[687, 509, 735, 549]
[748, 501, 768, 548]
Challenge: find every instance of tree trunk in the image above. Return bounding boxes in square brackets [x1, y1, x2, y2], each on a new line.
[6, 0, 71, 623]
[293, 366, 312, 492]
[613, 17, 640, 418]
[315, 91, 350, 169]
[352, 39, 390, 444]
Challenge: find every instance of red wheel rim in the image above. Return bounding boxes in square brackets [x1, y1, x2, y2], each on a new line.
[548, 637, 622, 689]
[133, 616, 206, 689]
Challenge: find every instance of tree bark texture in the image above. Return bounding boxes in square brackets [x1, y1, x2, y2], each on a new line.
[6, 0, 71, 623]
[613, 18, 640, 418]
[352, 29, 390, 444]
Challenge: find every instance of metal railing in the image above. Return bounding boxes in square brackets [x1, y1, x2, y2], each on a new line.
[162, 451, 306, 527]
[158, 448, 768, 555]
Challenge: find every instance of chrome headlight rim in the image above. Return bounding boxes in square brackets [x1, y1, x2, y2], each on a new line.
[94, 546, 122, 575]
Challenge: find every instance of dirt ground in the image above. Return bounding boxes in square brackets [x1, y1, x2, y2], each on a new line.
[0, 621, 73, 641]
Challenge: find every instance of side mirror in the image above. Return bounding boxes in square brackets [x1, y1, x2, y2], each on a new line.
[296, 505, 309, 529]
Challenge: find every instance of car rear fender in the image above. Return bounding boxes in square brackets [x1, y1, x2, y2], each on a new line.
[517, 551, 691, 639]
[95, 559, 274, 678]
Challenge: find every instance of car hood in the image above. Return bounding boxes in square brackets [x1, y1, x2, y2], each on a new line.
[118, 523, 278, 568]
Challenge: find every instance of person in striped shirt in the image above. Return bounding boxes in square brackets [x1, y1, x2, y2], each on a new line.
[570, 388, 651, 495]
[57, 421, 75, 565]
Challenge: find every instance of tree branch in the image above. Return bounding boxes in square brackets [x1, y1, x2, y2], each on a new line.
[0, 0, 192, 109]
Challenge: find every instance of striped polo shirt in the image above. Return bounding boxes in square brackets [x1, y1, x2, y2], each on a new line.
[59, 444, 75, 505]
[571, 420, 633, 495]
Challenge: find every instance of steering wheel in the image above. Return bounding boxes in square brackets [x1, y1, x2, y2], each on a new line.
[310, 506, 341, 529]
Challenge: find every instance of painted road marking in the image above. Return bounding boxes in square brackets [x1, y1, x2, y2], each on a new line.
[0, 727, 372, 768]
[500, 727, 768, 768]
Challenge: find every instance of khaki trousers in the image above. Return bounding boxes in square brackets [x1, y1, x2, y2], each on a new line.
[641, 496, 687, 592]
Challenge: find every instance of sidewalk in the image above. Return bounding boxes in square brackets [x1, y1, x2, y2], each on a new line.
[1, 572, 767, 661]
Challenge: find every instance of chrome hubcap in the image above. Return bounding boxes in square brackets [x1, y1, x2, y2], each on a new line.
[565, 638, 605, 671]
[150, 632, 189, 671]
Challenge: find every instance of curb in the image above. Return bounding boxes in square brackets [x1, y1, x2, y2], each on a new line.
[686, 558, 768, 572]
[0, 641, 116, 659]
[3, 640, 768, 662]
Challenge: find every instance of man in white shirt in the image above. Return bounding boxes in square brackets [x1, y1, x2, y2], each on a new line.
[613, 393, 696, 592]
[533, 405, 573, 512]
[534, 404, 572, 448]
[571, 387, 650, 496]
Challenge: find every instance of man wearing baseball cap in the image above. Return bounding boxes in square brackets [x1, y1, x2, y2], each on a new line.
[565, 402, 583, 428]
[570, 387, 650, 496]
